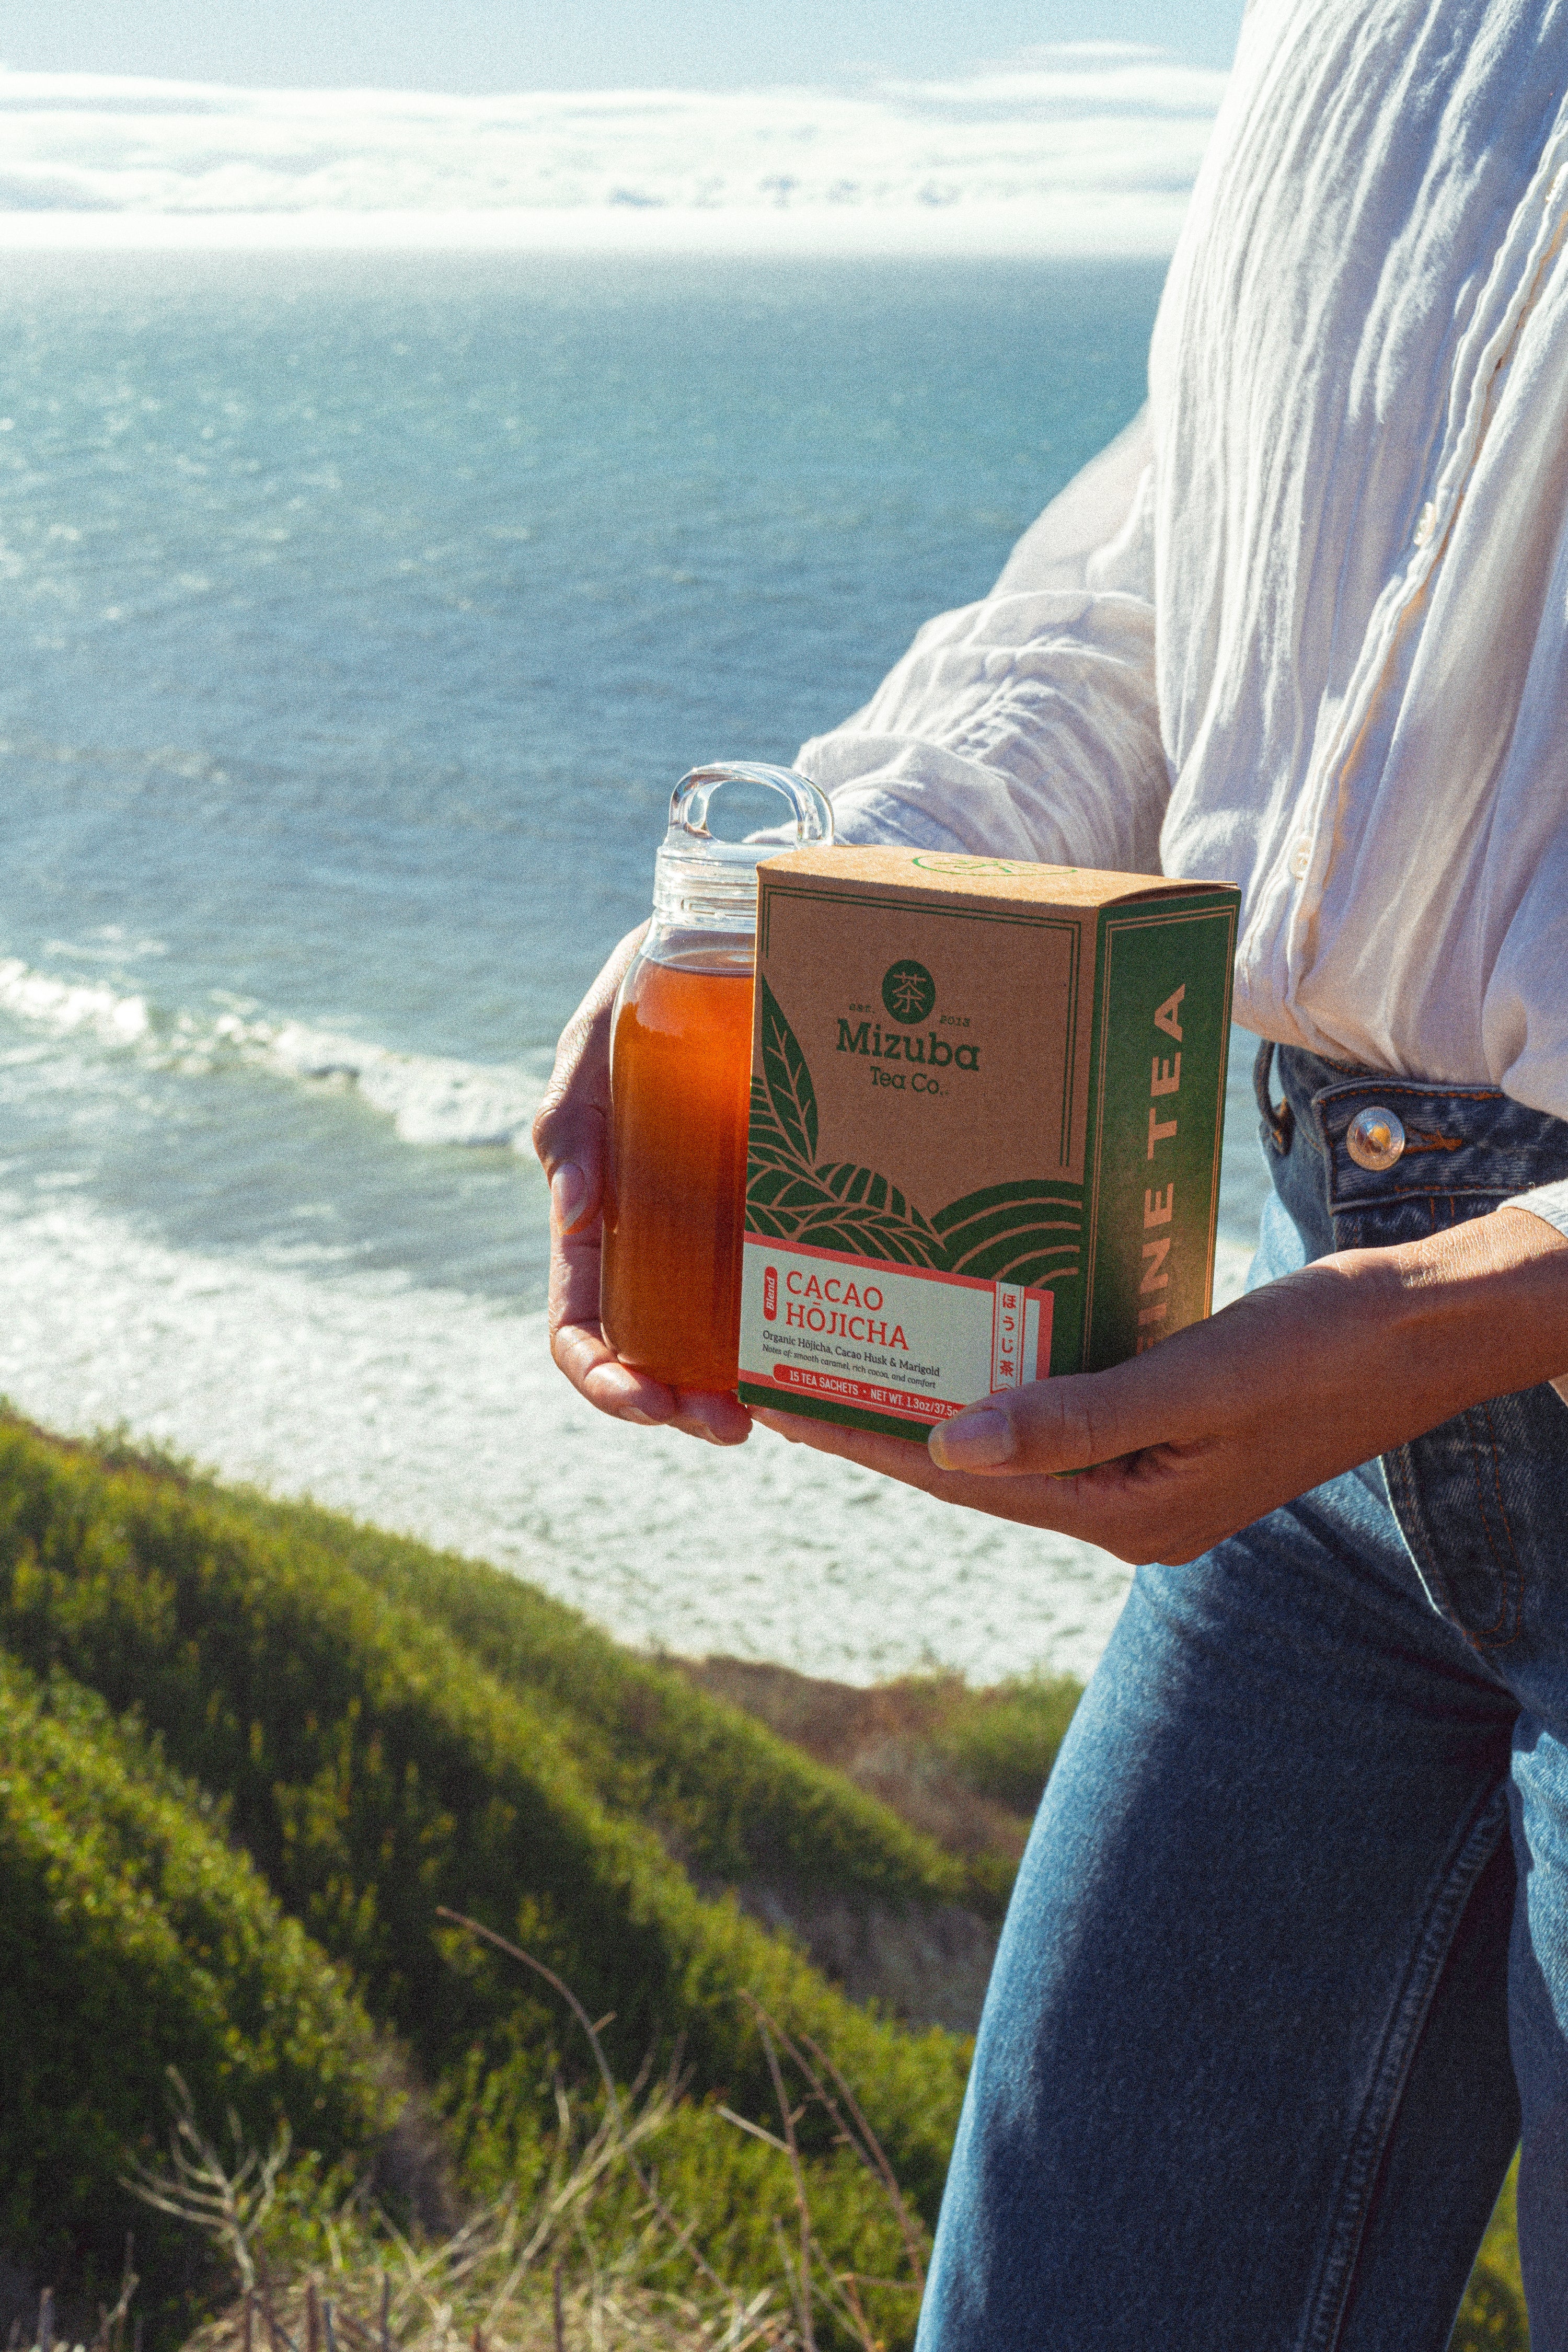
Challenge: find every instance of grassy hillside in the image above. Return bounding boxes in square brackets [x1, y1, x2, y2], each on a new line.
[220, 1482, 978, 1916]
[678, 1655, 1083, 1914]
[0, 1649, 395, 2336]
[0, 1412, 1529, 2350]
[0, 1415, 964, 2340]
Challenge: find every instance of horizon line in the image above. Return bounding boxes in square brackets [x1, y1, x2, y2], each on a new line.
[0, 202, 1190, 259]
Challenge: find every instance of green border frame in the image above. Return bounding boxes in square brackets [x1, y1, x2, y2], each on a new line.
[1079, 892, 1239, 1348]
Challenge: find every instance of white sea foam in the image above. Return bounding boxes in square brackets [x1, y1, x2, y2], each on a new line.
[0, 955, 542, 1149]
[227, 1016, 544, 1148]
[0, 52, 1225, 256]
[0, 1185, 1177, 1684]
[0, 955, 151, 1043]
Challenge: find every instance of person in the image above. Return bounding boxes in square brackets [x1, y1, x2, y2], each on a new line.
[533, 1, 1568, 2341]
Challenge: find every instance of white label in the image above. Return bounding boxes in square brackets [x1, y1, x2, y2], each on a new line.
[739, 1236, 1051, 1426]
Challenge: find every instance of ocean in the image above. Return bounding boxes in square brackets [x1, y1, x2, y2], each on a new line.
[0, 249, 1267, 1684]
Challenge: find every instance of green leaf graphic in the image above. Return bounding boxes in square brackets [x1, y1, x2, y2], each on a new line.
[745, 1202, 802, 1240]
[931, 1177, 1083, 1235]
[793, 1202, 950, 1268]
[749, 1165, 840, 1213]
[757, 976, 818, 1168]
[743, 1025, 1083, 1287]
[933, 1178, 1083, 1285]
[747, 1126, 807, 1178]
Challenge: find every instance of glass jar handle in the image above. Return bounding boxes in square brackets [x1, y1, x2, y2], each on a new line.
[666, 763, 834, 850]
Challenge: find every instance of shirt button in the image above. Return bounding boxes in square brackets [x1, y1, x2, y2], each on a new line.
[1289, 837, 1312, 880]
[1346, 1106, 1405, 1171]
[1413, 501, 1437, 548]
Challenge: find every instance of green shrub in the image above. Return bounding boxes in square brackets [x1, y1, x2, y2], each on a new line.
[1454, 2157, 1528, 2349]
[936, 1674, 1083, 1819]
[0, 1420, 966, 2228]
[222, 1484, 969, 1911]
[0, 1651, 394, 2339]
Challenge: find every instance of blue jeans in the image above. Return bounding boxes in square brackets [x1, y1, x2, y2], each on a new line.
[917, 1046, 1568, 2351]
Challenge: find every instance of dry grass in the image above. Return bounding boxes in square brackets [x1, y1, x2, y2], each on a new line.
[123, 1918, 927, 2352]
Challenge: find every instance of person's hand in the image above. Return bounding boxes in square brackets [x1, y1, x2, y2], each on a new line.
[531, 928, 752, 1446]
[752, 1205, 1568, 1562]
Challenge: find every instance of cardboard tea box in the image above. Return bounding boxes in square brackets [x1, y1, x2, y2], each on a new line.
[736, 847, 1240, 1442]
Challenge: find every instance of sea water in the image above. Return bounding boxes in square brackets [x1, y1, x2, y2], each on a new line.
[0, 250, 1266, 1683]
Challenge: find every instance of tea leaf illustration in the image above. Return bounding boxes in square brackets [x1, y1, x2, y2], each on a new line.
[747, 1124, 807, 1178]
[971, 1246, 1079, 1287]
[814, 1162, 941, 1236]
[745, 1201, 802, 1240]
[793, 1201, 949, 1267]
[757, 976, 818, 1167]
[934, 1178, 1083, 1284]
[748, 1164, 840, 1214]
[931, 1176, 1083, 1233]
[817, 1161, 884, 1211]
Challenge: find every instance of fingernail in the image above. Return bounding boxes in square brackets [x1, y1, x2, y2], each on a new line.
[551, 1163, 588, 1230]
[621, 1406, 659, 1426]
[929, 1406, 1013, 1470]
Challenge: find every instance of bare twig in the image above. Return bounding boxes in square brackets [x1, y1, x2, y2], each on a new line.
[798, 2031, 928, 2295]
[714, 2108, 790, 2157]
[735, 1992, 927, 2343]
[121, 2070, 291, 2299]
[92, 2235, 139, 2352]
[130, 1945, 927, 2352]
[434, 1909, 734, 2300]
[755, 2026, 815, 2352]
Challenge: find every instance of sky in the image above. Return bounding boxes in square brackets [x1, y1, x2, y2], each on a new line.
[0, 2, 1244, 252]
[0, 0, 1248, 89]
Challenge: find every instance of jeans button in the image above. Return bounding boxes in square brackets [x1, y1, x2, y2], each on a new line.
[1346, 1106, 1405, 1171]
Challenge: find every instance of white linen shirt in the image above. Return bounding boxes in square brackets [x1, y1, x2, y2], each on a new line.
[796, 0, 1568, 1239]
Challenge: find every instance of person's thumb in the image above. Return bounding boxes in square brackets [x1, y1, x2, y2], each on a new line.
[532, 1077, 605, 1238]
[928, 1358, 1165, 1478]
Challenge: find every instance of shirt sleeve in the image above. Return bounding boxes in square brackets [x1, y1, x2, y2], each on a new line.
[1503, 1181, 1568, 1243]
[794, 409, 1171, 871]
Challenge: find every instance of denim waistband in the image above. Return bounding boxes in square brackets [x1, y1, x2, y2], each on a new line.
[1260, 1042, 1568, 1203]
[1254, 1041, 1568, 1260]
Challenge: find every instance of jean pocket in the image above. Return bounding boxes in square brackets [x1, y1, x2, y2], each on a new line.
[1382, 1382, 1568, 1650]
[1382, 1401, 1525, 1647]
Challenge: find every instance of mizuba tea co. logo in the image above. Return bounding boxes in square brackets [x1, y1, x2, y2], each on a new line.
[881, 959, 936, 1025]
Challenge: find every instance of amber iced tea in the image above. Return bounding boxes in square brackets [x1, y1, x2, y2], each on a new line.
[598, 760, 834, 1393]
[601, 951, 754, 1392]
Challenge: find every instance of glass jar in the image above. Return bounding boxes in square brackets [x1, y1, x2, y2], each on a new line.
[601, 763, 834, 1393]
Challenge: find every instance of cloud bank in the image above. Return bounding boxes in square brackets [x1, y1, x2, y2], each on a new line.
[0, 49, 1224, 253]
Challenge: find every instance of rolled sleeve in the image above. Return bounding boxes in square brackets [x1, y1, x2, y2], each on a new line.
[1504, 1179, 1568, 1243]
[796, 431, 1170, 872]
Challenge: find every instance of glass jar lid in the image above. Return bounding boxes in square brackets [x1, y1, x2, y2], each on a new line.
[653, 763, 834, 933]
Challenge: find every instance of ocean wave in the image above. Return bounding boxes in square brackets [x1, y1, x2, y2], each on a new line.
[0, 53, 1225, 254]
[0, 955, 542, 1149]
[223, 1014, 544, 1147]
[0, 958, 152, 1044]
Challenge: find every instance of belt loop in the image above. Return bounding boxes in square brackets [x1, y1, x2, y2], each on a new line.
[1255, 1037, 1295, 1157]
